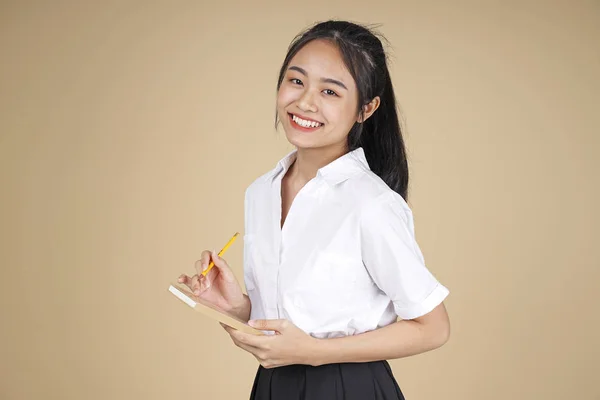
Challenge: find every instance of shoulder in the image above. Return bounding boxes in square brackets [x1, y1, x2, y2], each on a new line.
[244, 169, 273, 200]
[243, 167, 279, 231]
[244, 150, 295, 201]
[341, 170, 413, 224]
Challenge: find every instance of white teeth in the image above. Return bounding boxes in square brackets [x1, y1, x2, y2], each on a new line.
[292, 114, 321, 128]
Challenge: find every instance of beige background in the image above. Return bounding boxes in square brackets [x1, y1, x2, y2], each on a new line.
[1, 1, 598, 399]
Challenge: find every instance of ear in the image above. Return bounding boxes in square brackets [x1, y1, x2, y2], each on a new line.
[357, 96, 381, 123]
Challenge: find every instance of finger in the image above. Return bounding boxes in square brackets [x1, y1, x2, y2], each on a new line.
[249, 319, 288, 332]
[222, 324, 250, 343]
[194, 250, 212, 275]
[220, 322, 241, 332]
[235, 338, 260, 355]
[178, 274, 194, 291]
[199, 271, 214, 292]
[222, 324, 246, 339]
[221, 323, 236, 333]
[204, 263, 220, 283]
[228, 332, 263, 356]
[230, 328, 268, 348]
[191, 275, 202, 295]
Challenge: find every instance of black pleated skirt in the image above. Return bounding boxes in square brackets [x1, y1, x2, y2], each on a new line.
[249, 361, 405, 400]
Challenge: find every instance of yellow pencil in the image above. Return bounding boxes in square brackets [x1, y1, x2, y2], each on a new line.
[201, 232, 240, 276]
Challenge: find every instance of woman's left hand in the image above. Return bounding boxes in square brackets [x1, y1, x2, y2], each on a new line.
[222, 319, 320, 368]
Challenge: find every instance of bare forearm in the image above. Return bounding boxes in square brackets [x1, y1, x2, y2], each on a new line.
[228, 294, 252, 322]
[311, 306, 450, 366]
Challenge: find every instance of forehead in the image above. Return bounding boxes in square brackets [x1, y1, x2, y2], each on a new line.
[289, 39, 353, 82]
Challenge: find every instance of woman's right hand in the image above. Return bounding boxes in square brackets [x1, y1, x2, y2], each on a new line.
[178, 250, 247, 315]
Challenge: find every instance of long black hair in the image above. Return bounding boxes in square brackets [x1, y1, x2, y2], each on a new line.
[275, 20, 410, 201]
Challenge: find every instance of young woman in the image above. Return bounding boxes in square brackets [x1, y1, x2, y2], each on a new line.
[178, 20, 450, 400]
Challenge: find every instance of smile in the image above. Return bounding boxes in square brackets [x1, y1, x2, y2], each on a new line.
[289, 113, 324, 130]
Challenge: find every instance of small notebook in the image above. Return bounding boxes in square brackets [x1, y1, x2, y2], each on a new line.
[168, 282, 263, 335]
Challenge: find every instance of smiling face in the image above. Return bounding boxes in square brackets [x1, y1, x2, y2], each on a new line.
[276, 39, 361, 153]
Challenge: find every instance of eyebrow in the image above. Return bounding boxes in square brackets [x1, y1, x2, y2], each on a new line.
[288, 65, 348, 91]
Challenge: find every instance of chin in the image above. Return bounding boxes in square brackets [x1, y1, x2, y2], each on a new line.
[283, 129, 324, 150]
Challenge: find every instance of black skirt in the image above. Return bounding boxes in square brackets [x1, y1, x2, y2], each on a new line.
[249, 361, 405, 400]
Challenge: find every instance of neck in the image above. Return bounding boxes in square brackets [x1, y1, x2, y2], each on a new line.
[289, 144, 348, 183]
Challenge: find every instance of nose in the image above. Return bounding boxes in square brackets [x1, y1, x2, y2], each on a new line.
[297, 90, 318, 113]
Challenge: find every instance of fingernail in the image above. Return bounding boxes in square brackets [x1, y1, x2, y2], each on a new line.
[248, 320, 255, 327]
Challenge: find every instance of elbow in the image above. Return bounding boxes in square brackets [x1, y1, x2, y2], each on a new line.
[424, 322, 450, 352]
[435, 319, 451, 348]
[432, 310, 451, 349]
[413, 302, 451, 351]
[426, 304, 451, 350]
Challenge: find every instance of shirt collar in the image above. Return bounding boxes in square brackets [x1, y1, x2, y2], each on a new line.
[268, 147, 370, 186]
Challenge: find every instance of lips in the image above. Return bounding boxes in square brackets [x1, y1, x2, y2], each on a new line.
[288, 113, 324, 132]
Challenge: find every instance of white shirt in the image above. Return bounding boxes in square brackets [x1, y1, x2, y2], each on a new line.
[243, 147, 449, 338]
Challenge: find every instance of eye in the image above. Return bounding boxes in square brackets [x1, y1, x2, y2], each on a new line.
[290, 78, 303, 85]
[323, 89, 338, 96]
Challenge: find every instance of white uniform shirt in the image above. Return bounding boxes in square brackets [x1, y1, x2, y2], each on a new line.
[243, 147, 449, 338]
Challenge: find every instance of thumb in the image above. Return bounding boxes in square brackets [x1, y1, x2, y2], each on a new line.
[248, 319, 288, 332]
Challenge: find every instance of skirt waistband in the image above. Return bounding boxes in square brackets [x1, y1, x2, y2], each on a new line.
[249, 360, 405, 400]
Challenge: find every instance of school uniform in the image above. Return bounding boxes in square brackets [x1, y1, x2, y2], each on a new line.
[243, 147, 449, 400]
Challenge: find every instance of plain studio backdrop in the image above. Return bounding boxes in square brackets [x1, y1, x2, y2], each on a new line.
[1, 1, 598, 399]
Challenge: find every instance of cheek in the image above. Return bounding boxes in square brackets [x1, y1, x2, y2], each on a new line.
[322, 101, 358, 130]
[277, 86, 297, 109]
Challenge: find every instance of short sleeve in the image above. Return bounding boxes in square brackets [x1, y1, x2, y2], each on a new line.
[360, 193, 449, 320]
